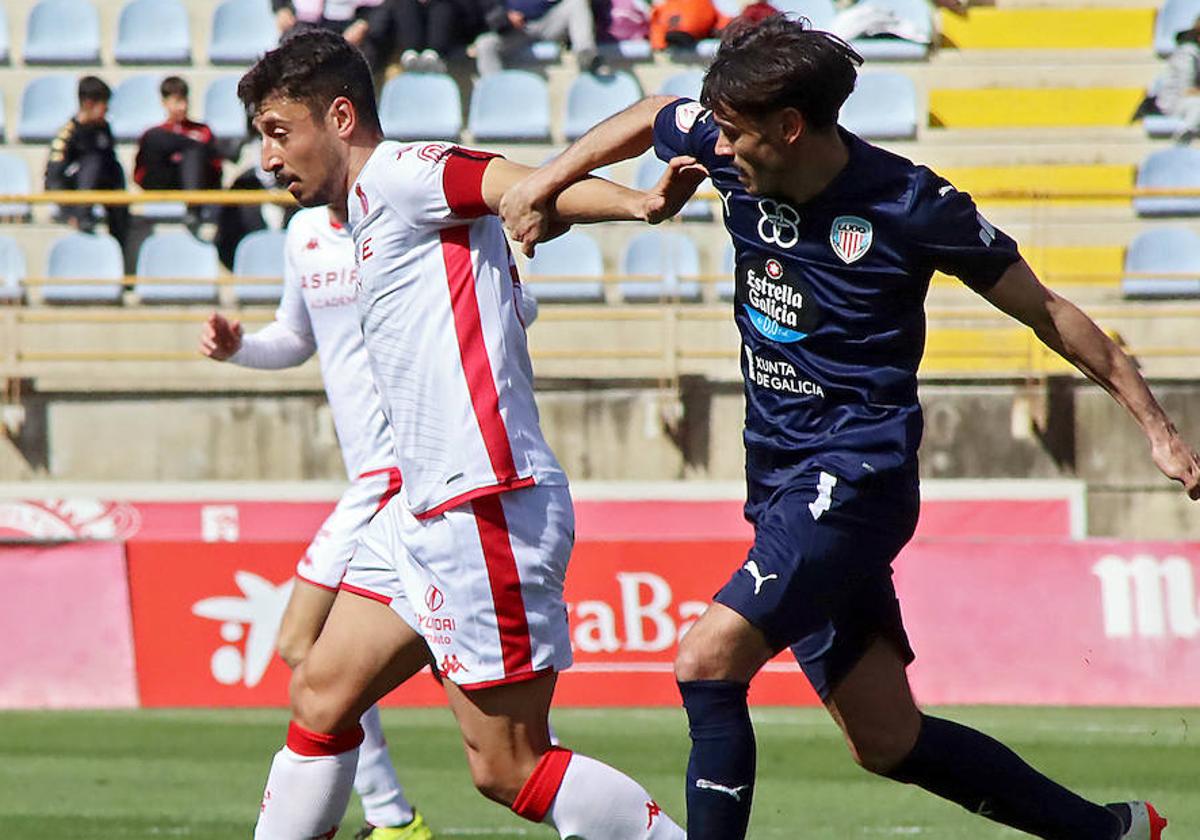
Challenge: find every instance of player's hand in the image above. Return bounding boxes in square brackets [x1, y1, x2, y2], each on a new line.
[200, 312, 243, 361]
[642, 156, 709, 225]
[500, 176, 554, 258]
[1150, 430, 1200, 500]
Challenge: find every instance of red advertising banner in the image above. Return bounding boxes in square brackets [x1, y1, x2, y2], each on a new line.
[0, 542, 138, 708]
[124, 537, 1200, 708]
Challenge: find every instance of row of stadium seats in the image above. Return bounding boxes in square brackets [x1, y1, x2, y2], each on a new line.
[4, 224, 1200, 306]
[0, 68, 921, 146]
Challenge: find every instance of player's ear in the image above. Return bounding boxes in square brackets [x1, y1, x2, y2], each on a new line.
[778, 108, 805, 145]
[328, 96, 356, 140]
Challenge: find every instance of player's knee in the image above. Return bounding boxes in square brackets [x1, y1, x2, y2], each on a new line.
[845, 729, 915, 776]
[464, 752, 525, 807]
[275, 626, 314, 670]
[289, 661, 357, 735]
[674, 634, 728, 682]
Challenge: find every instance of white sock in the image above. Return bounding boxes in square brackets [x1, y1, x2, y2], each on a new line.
[254, 722, 362, 840]
[513, 748, 686, 839]
[355, 704, 415, 827]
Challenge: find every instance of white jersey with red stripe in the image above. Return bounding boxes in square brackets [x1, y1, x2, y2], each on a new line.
[280, 206, 395, 480]
[348, 141, 567, 518]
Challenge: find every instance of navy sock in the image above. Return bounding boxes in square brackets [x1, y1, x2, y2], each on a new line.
[885, 715, 1122, 840]
[678, 680, 756, 840]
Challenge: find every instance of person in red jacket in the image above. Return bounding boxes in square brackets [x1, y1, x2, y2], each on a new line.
[134, 77, 223, 229]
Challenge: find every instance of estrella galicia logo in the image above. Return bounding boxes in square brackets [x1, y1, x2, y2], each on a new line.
[736, 256, 820, 343]
[756, 199, 800, 249]
[829, 215, 873, 264]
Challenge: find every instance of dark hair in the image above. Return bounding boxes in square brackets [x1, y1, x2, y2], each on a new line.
[77, 75, 111, 105]
[701, 16, 862, 130]
[237, 28, 380, 133]
[160, 76, 189, 99]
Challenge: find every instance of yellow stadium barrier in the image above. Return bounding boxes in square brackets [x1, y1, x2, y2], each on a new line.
[929, 88, 1146, 129]
[938, 8, 1156, 50]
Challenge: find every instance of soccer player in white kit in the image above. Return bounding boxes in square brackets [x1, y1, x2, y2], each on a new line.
[238, 28, 704, 840]
[199, 204, 434, 840]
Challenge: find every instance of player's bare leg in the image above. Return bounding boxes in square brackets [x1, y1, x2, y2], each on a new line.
[255, 591, 432, 840]
[443, 671, 685, 838]
[673, 603, 774, 840]
[827, 636, 1138, 839]
[274, 580, 424, 838]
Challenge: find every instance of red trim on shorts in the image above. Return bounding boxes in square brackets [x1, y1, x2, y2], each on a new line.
[295, 571, 340, 593]
[441, 224, 522, 486]
[286, 721, 364, 757]
[512, 747, 574, 823]
[442, 148, 500, 218]
[472, 494, 534, 680]
[415, 475, 537, 520]
[456, 666, 554, 691]
[340, 582, 393, 606]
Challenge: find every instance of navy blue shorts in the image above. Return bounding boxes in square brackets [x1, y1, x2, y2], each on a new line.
[715, 467, 920, 701]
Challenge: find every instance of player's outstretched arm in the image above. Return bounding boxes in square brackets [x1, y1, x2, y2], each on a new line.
[483, 155, 707, 256]
[200, 312, 244, 361]
[982, 259, 1200, 499]
[199, 311, 316, 369]
[499, 95, 680, 252]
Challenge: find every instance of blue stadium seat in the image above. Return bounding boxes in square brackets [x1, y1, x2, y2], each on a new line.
[0, 8, 10, 64]
[109, 75, 164, 142]
[658, 70, 704, 101]
[840, 72, 918, 139]
[600, 39, 652, 60]
[18, 75, 77, 143]
[1122, 227, 1200, 297]
[45, 232, 125, 304]
[634, 154, 713, 221]
[564, 71, 642, 141]
[0, 236, 26, 302]
[204, 76, 249, 144]
[469, 71, 551, 142]
[1134, 147, 1200, 217]
[1156, 0, 1200, 56]
[0, 90, 7, 145]
[775, 0, 837, 28]
[717, 241, 735, 301]
[136, 232, 219, 303]
[209, 0, 277, 65]
[380, 73, 462, 141]
[525, 231, 606, 303]
[232, 230, 286, 303]
[619, 231, 702, 302]
[849, 0, 932, 61]
[0, 152, 31, 218]
[24, 0, 101, 64]
[115, 0, 191, 64]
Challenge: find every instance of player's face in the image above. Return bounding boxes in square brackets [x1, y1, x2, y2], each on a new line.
[712, 110, 791, 196]
[255, 95, 345, 208]
[163, 94, 189, 124]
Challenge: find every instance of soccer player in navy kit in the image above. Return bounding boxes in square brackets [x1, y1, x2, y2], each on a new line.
[502, 17, 1200, 840]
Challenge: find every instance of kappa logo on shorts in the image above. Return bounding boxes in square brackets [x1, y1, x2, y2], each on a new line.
[425, 584, 445, 612]
[439, 654, 469, 678]
[742, 560, 779, 595]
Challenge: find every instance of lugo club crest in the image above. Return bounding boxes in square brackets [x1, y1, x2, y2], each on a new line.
[829, 215, 873, 264]
[736, 256, 821, 343]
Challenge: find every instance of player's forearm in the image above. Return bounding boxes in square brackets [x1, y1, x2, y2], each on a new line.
[1038, 296, 1175, 442]
[525, 96, 677, 201]
[229, 321, 316, 369]
[546, 176, 653, 224]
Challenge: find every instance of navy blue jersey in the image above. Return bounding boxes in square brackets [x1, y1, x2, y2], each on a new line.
[653, 98, 1022, 506]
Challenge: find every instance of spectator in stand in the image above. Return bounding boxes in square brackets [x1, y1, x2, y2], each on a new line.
[472, 0, 608, 75]
[44, 76, 130, 247]
[134, 77, 223, 231]
[1160, 17, 1200, 143]
[647, 0, 729, 50]
[273, 0, 391, 72]
[357, 0, 483, 73]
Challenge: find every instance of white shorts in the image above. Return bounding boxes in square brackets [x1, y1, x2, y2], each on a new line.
[296, 467, 403, 590]
[341, 484, 574, 689]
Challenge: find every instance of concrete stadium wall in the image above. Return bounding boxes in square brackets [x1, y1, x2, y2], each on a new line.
[2, 378, 1199, 538]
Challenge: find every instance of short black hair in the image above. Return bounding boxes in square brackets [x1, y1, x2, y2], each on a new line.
[77, 75, 111, 105]
[161, 76, 189, 99]
[237, 28, 381, 133]
[701, 16, 862, 130]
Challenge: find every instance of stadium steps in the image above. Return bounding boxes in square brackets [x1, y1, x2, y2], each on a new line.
[937, 7, 1156, 49]
[929, 87, 1146, 129]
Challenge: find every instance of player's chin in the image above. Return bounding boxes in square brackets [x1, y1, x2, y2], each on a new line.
[289, 183, 324, 208]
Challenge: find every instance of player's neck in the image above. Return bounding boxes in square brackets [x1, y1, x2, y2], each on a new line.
[780, 130, 849, 206]
[340, 133, 384, 218]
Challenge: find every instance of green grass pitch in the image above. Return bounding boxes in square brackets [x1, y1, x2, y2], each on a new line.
[0, 707, 1195, 838]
